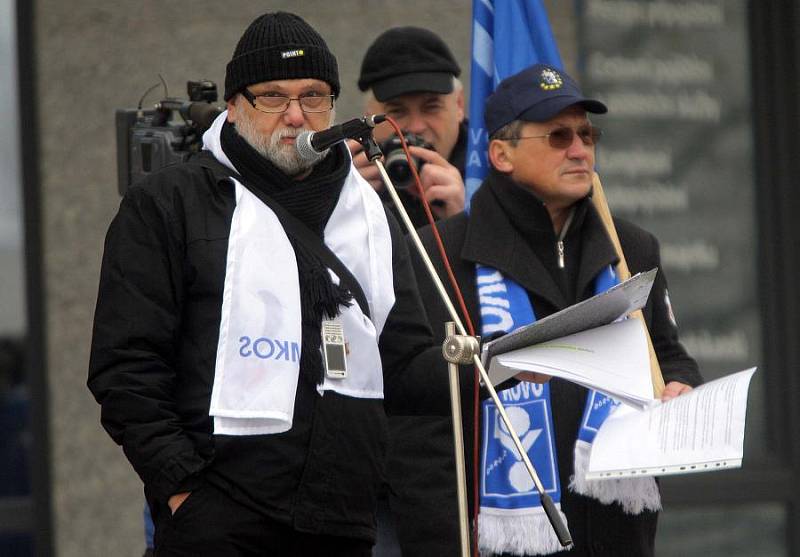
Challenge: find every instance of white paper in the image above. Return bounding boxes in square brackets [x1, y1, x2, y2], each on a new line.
[491, 318, 655, 408]
[586, 367, 756, 479]
[481, 268, 657, 368]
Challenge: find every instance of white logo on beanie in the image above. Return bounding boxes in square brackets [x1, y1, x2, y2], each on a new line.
[281, 49, 305, 59]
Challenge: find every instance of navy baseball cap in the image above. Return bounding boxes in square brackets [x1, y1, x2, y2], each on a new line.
[484, 64, 607, 136]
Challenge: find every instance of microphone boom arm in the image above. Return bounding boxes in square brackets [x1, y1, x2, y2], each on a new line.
[369, 147, 573, 550]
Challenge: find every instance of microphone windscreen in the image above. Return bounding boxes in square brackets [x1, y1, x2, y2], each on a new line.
[295, 131, 326, 163]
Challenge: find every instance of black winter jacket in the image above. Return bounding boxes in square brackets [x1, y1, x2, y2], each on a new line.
[389, 171, 703, 556]
[87, 152, 465, 542]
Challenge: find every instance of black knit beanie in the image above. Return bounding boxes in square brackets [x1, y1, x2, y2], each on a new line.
[224, 12, 340, 101]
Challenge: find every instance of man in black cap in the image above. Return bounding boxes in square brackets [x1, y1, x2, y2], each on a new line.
[347, 26, 472, 557]
[88, 12, 474, 556]
[350, 26, 467, 228]
[409, 63, 703, 556]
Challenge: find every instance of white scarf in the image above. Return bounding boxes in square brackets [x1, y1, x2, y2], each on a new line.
[202, 112, 395, 435]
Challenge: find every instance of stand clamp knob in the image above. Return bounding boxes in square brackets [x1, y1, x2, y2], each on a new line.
[442, 334, 480, 364]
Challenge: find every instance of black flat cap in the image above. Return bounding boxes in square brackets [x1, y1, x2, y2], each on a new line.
[358, 27, 461, 102]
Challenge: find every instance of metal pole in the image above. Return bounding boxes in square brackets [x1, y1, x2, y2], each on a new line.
[445, 321, 471, 557]
[373, 158, 572, 547]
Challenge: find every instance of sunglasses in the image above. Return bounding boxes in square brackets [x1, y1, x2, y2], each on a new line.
[508, 125, 602, 149]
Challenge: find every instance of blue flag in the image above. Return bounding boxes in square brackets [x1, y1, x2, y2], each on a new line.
[466, 0, 564, 203]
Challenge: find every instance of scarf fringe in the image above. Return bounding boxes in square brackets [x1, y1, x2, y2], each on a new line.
[478, 507, 569, 556]
[295, 246, 353, 385]
[570, 440, 661, 515]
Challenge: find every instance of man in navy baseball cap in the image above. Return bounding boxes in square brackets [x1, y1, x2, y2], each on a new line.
[483, 63, 608, 229]
[404, 62, 702, 556]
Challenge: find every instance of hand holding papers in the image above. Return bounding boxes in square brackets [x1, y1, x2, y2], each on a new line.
[481, 269, 756, 480]
[483, 269, 658, 408]
[586, 368, 756, 479]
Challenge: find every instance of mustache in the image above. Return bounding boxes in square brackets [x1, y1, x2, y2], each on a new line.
[272, 127, 309, 141]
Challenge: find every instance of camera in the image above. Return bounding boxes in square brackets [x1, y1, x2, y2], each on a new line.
[115, 79, 223, 195]
[380, 132, 434, 190]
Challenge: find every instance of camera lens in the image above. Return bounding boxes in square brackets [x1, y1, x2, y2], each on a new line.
[380, 132, 431, 190]
[385, 151, 414, 189]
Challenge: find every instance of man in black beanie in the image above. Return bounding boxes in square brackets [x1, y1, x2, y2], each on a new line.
[88, 12, 484, 556]
[350, 26, 467, 229]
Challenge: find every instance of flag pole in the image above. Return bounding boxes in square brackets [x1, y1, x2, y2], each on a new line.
[591, 173, 666, 397]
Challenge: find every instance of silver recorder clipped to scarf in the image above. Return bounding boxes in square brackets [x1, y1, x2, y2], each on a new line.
[322, 320, 348, 379]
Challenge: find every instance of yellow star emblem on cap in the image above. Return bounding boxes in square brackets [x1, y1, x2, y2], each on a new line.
[539, 68, 563, 91]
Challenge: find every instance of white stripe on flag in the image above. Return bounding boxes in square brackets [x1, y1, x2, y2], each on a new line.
[472, 22, 494, 77]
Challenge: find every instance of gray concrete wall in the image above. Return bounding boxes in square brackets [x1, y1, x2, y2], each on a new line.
[36, 1, 571, 554]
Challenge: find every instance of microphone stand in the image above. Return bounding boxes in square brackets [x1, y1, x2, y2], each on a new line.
[355, 133, 573, 552]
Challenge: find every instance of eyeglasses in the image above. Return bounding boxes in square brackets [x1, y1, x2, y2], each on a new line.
[241, 89, 335, 114]
[508, 125, 602, 149]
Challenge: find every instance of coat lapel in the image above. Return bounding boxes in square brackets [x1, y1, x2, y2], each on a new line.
[460, 180, 620, 314]
[462, 182, 568, 310]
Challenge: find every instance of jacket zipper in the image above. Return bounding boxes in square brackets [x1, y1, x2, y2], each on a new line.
[556, 208, 576, 269]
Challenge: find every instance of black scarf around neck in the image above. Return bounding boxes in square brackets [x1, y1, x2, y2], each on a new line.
[221, 120, 353, 385]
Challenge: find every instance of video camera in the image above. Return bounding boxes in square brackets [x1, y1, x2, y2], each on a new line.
[115, 79, 223, 195]
[380, 132, 434, 190]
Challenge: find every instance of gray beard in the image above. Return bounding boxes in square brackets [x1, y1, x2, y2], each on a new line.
[232, 103, 334, 176]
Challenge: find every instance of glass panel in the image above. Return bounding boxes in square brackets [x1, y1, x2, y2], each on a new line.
[576, 1, 765, 457]
[0, 0, 33, 554]
[657, 503, 787, 557]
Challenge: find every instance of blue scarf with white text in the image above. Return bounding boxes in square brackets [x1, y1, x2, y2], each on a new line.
[476, 263, 618, 555]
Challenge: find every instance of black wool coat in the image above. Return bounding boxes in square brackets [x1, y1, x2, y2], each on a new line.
[87, 151, 466, 543]
[387, 172, 702, 557]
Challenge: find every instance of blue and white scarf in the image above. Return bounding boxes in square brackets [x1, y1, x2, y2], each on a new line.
[476, 264, 660, 555]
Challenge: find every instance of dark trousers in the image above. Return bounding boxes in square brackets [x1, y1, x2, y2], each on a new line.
[153, 482, 373, 557]
[372, 494, 401, 556]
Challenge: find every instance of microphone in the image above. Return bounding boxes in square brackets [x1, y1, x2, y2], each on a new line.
[296, 114, 386, 162]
